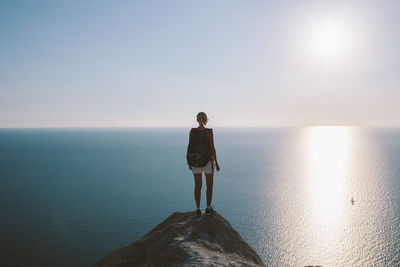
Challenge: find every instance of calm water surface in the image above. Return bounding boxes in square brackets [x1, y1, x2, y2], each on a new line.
[0, 127, 399, 266]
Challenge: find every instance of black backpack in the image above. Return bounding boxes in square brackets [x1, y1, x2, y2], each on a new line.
[186, 128, 212, 167]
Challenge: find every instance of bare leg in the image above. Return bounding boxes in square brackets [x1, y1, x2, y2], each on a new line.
[205, 173, 214, 207]
[193, 173, 202, 209]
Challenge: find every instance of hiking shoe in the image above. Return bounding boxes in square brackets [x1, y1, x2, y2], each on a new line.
[205, 206, 216, 215]
[196, 209, 203, 215]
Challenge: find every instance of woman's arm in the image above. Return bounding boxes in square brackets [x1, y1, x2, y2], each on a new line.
[187, 130, 192, 169]
[209, 130, 220, 171]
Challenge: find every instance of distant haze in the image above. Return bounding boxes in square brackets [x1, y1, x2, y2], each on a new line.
[1, 1, 399, 128]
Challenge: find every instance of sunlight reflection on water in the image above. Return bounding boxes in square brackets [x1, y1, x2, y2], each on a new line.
[306, 126, 353, 222]
[270, 126, 400, 266]
[303, 126, 356, 265]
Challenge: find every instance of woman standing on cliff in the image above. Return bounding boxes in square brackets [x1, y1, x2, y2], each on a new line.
[187, 112, 220, 215]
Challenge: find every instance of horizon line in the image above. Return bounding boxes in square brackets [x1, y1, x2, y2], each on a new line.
[0, 124, 399, 130]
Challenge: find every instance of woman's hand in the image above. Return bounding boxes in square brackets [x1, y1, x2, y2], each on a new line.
[215, 162, 220, 172]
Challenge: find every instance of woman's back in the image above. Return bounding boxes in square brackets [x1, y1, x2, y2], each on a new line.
[187, 128, 213, 167]
[190, 128, 212, 142]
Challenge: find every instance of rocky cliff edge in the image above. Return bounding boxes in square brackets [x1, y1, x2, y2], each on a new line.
[94, 211, 265, 267]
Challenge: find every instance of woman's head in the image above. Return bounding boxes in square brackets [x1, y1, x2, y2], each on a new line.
[196, 112, 208, 127]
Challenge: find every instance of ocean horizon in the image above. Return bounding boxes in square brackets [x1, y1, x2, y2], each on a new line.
[1, 126, 399, 266]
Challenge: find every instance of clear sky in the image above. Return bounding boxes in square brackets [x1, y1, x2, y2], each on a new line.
[1, 0, 399, 127]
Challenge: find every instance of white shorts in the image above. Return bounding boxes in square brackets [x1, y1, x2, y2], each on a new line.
[191, 161, 215, 174]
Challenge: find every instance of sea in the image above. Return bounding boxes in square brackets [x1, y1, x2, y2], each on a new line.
[0, 127, 399, 266]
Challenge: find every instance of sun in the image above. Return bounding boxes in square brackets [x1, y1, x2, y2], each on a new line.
[308, 22, 349, 61]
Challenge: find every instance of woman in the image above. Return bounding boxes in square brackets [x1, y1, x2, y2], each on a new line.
[187, 112, 220, 215]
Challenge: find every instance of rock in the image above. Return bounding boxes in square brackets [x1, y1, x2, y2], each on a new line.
[94, 211, 265, 267]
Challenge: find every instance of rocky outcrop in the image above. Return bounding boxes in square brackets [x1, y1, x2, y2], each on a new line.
[94, 211, 265, 267]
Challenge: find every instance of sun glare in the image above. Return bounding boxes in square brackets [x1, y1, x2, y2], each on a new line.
[308, 22, 349, 61]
